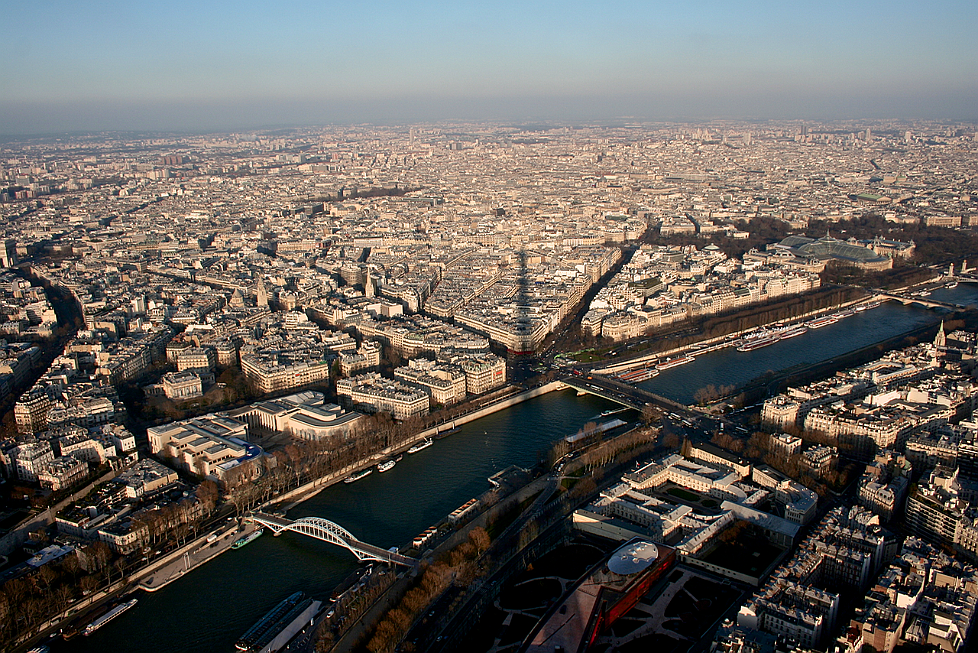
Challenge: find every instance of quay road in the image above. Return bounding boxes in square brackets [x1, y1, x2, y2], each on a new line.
[138, 520, 259, 592]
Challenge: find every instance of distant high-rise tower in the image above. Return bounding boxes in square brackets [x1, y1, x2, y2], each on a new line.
[257, 281, 268, 308]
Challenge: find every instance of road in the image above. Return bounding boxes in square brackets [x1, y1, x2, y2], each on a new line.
[138, 519, 256, 591]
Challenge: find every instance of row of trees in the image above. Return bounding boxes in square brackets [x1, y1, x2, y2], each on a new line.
[129, 481, 220, 551]
[693, 384, 738, 406]
[365, 527, 491, 653]
[220, 412, 439, 515]
[0, 540, 125, 647]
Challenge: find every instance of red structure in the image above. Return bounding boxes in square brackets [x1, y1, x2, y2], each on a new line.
[521, 539, 676, 653]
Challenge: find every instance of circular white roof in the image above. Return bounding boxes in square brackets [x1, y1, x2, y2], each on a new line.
[608, 541, 659, 575]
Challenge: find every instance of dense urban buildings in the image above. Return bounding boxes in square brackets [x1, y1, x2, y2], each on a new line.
[0, 121, 976, 652]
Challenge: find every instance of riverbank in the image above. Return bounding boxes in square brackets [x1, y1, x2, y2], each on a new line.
[136, 521, 258, 592]
[596, 294, 882, 376]
[269, 380, 566, 512]
[25, 380, 570, 651]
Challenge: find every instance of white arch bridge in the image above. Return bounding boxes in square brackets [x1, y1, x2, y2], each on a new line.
[245, 512, 418, 567]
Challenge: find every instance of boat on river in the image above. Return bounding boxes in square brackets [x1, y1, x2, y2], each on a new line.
[343, 468, 373, 484]
[656, 355, 695, 371]
[232, 529, 263, 549]
[377, 459, 396, 472]
[407, 439, 433, 454]
[806, 315, 838, 328]
[777, 325, 808, 339]
[235, 591, 312, 652]
[83, 598, 138, 636]
[737, 335, 781, 352]
[617, 367, 659, 382]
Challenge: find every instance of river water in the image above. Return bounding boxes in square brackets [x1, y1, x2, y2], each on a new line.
[56, 285, 977, 653]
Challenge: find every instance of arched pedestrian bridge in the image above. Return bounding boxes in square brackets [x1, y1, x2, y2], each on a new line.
[245, 512, 418, 567]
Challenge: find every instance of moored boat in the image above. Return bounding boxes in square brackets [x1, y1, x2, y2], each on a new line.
[656, 355, 695, 371]
[232, 528, 264, 549]
[737, 336, 781, 352]
[377, 459, 396, 473]
[616, 367, 659, 382]
[235, 591, 313, 652]
[344, 468, 373, 483]
[777, 325, 808, 339]
[83, 598, 138, 636]
[806, 315, 838, 328]
[407, 439, 433, 454]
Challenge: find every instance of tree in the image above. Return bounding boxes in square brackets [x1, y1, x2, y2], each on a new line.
[662, 431, 680, 449]
[80, 575, 99, 596]
[196, 479, 220, 514]
[86, 542, 112, 577]
[468, 527, 490, 554]
[641, 404, 658, 426]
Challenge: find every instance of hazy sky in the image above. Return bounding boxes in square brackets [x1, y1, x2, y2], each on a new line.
[2, 0, 976, 133]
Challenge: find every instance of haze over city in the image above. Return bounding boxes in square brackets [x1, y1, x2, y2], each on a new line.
[2, 0, 977, 133]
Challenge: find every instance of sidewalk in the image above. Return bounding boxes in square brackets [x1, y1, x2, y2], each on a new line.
[138, 521, 258, 592]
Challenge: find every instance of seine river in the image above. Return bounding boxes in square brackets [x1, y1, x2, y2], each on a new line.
[57, 285, 976, 652]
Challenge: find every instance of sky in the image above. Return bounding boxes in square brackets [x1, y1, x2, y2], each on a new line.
[1, 0, 976, 134]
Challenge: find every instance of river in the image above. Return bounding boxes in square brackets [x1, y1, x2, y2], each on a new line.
[55, 284, 976, 652]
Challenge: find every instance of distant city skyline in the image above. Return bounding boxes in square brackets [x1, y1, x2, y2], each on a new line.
[2, 0, 976, 134]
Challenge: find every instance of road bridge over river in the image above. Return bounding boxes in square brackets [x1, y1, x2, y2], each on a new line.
[562, 375, 691, 415]
[878, 293, 971, 311]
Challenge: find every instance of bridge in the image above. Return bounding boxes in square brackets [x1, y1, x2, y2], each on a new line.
[563, 375, 689, 414]
[245, 512, 418, 567]
[878, 293, 970, 311]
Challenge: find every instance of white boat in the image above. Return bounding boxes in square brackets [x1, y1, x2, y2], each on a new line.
[377, 459, 396, 473]
[83, 598, 138, 636]
[777, 326, 808, 339]
[737, 336, 781, 352]
[656, 355, 695, 371]
[407, 439, 433, 454]
[344, 468, 373, 483]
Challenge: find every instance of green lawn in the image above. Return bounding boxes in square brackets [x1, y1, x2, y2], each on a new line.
[667, 487, 701, 502]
